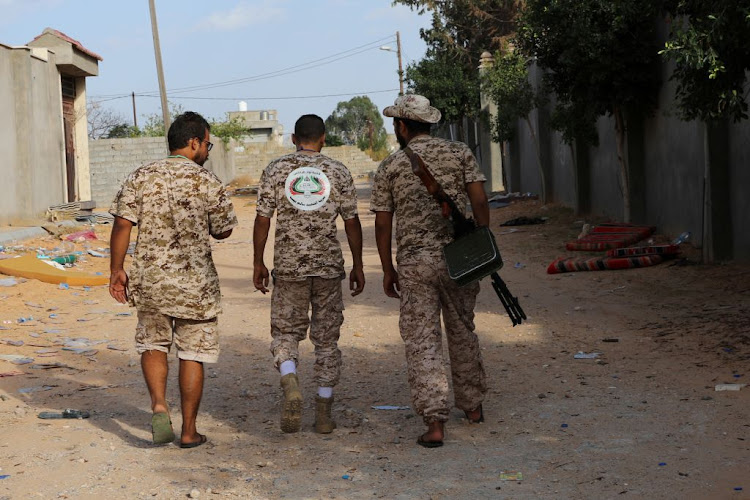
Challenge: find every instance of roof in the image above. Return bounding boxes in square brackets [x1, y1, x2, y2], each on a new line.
[29, 28, 103, 61]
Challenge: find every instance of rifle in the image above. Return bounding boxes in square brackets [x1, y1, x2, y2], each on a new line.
[403, 146, 527, 326]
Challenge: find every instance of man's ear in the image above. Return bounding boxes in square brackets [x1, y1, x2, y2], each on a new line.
[291, 134, 298, 146]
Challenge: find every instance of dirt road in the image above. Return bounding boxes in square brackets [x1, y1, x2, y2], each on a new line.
[0, 194, 748, 499]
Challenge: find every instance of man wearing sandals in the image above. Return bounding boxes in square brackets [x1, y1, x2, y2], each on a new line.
[253, 114, 364, 434]
[370, 95, 489, 448]
[109, 112, 237, 448]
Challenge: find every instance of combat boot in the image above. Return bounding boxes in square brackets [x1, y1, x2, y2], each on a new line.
[314, 395, 336, 434]
[280, 373, 302, 433]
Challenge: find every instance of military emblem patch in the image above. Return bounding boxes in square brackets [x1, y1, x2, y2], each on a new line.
[284, 167, 331, 211]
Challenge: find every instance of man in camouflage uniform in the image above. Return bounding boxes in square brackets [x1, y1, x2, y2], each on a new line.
[370, 95, 490, 448]
[253, 114, 364, 434]
[109, 111, 237, 448]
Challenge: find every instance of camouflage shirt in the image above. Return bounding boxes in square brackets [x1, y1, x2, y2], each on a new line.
[370, 135, 486, 265]
[110, 158, 238, 320]
[256, 151, 358, 280]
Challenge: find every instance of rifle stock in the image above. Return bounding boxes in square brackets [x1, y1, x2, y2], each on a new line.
[403, 146, 526, 326]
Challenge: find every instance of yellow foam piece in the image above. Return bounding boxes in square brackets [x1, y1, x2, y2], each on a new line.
[0, 254, 108, 286]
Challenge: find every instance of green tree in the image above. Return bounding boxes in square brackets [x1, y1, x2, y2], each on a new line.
[325, 96, 388, 155]
[106, 123, 141, 138]
[481, 50, 548, 202]
[661, 1, 750, 122]
[405, 53, 479, 125]
[395, 1, 523, 127]
[516, 0, 664, 222]
[660, 2, 750, 261]
[141, 102, 185, 137]
[210, 114, 249, 149]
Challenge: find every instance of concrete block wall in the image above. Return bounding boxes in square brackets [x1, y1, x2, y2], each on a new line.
[234, 144, 380, 183]
[89, 139, 381, 210]
[89, 137, 233, 209]
[89, 137, 167, 208]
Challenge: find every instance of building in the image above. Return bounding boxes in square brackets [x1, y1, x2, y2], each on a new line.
[0, 28, 100, 223]
[228, 103, 284, 145]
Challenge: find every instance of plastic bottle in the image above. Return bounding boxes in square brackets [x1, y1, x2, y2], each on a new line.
[672, 231, 691, 245]
[52, 254, 77, 265]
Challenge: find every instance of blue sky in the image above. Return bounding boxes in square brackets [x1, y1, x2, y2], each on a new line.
[1, 0, 432, 136]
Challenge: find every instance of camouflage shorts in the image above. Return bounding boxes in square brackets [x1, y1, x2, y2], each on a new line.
[135, 310, 219, 363]
[270, 276, 344, 387]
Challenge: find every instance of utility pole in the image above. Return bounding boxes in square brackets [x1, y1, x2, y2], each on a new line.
[149, 0, 170, 149]
[131, 92, 138, 129]
[396, 31, 404, 95]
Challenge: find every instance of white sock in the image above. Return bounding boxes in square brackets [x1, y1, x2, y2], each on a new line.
[279, 360, 296, 376]
[318, 387, 333, 399]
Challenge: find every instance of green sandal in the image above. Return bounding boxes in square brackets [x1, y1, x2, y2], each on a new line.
[151, 412, 175, 444]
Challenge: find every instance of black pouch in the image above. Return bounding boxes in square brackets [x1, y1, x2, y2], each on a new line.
[443, 226, 503, 287]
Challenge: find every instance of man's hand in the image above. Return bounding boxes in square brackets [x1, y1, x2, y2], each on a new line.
[382, 268, 400, 299]
[253, 263, 270, 294]
[109, 269, 129, 303]
[349, 266, 365, 296]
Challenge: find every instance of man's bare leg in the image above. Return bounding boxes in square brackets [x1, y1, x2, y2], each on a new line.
[178, 359, 204, 445]
[141, 350, 169, 414]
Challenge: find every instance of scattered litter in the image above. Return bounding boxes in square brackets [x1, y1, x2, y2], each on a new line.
[602, 338, 619, 343]
[17, 317, 34, 323]
[714, 383, 746, 391]
[733, 374, 743, 378]
[0, 370, 25, 377]
[561, 423, 568, 428]
[115, 312, 132, 317]
[65, 229, 97, 242]
[59, 283, 69, 290]
[18, 385, 55, 394]
[107, 345, 128, 351]
[38, 408, 90, 419]
[30, 362, 72, 370]
[51, 254, 77, 265]
[499, 228, 522, 235]
[0, 278, 18, 287]
[1, 339, 24, 346]
[514, 262, 525, 269]
[574, 352, 600, 359]
[658, 462, 667, 466]
[0, 475, 9, 480]
[735, 487, 743, 491]
[501, 216, 547, 227]
[62, 348, 98, 356]
[371, 405, 411, 410]
[499, 471, 523, 481]
[341, 475, 351, 480]
[0, 354, 34, 365]
[86, 249, 107, 258]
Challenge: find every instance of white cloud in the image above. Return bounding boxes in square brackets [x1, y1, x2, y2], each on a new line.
[200, 1, 285, 32]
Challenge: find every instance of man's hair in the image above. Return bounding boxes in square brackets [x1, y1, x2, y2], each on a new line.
[294, 114, 325, 143]
[168, 111, 211, 151]
[395, 117, 432, 135]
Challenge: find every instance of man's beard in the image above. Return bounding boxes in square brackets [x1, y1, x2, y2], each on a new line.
[395, 130, 407, 149]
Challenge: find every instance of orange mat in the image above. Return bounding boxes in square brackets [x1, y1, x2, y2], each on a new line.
[0, 254, 108, 286]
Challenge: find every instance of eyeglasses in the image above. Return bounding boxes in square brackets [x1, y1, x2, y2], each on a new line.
[195, 137, 213, 151]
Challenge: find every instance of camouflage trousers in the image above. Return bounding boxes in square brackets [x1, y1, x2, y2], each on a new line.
[398, 261, 486, 424]
[270, 276, 344, 387]
[135, 310, 220, 363]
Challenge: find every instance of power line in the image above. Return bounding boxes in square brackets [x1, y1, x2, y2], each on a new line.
[90, 34, 396, 99]
[134, 89, 400, 101]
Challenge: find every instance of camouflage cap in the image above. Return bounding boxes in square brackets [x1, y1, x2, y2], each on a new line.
[383, 94, 441, 124]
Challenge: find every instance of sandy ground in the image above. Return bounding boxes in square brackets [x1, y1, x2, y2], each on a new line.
[0, 191, 748, 500]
